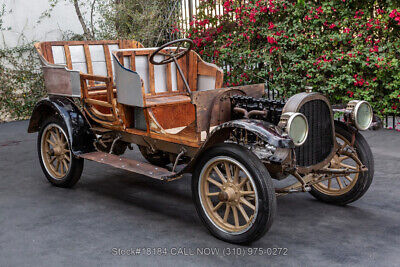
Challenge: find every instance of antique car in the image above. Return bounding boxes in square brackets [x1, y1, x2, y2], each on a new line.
[28, 39, 374, 244]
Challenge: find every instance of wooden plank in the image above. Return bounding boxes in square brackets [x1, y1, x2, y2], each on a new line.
[39, 43, 47, 60]
[86, 98, 113, 108]
[45, 40, 120, 46]
[130, 53, 136, 71]
[35, 40, 145, 65]
[166, 63, 172, 92]
[88, 89, 117, 96]
[176, 55, 188, 92]
[80, 73, 111, 83]
[80, 76, 89, 99]
[118, 54, 124, 65]
[148, 131, 201, 148]
[197, 61, 217, 76]
[90, 108, 115, 120]
[106, 79, 114, 103]
[63, 45, 72, 69]
[118, 40, 124, 49]
[84, 44, 94, 86]
[103, 44, 113, 79]
[151, 103, 195, 129]
[148, 55, 155, 95]
[134, 50, 152, 56]
[215, 69, 224, 89]
[188, 52, 198, 91]
[145, 94, 191, 107]
[45, 43, 54, 64]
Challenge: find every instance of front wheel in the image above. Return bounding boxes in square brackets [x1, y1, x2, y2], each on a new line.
[38, 116, 84, 188]
[309, 122, 374, 205]
[192, 143, 276, 244]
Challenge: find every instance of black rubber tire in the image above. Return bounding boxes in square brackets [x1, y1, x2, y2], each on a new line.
[309, 122, 374, 205]
[37, 116, 84, 188]
[192, 143, 276, 244]
[138, 145, 171, 167]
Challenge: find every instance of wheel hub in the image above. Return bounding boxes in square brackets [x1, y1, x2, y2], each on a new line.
[219, 183, 240, 204]
[53, 145, 63, 156]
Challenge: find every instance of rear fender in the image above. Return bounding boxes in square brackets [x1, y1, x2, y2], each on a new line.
[27, 96, 95, 155]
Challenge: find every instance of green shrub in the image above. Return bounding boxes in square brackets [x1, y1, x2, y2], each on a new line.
[0, 45, 45, 122]
[188, 0, 400, 116]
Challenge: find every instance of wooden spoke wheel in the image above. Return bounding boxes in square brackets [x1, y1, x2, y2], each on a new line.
[38, 117, 84, 188]
[312, 133, 361, 196]
[199, 156, 258, 234]
[309, 122, 374, 205]
[41, 123, 72, 179]
[192, 143, 276, 244]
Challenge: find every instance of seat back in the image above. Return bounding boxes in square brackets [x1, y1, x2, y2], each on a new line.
[36, 40, 144, 81]
[113, 48, 224, 98]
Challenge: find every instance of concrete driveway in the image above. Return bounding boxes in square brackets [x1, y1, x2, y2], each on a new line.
[0, 120, 399, 266]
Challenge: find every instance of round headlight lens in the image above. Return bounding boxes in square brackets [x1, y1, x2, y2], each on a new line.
[287, 113, 309, 146]
[355, 101, 373, 130]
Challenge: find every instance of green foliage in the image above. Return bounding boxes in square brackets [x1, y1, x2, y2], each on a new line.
[0, 44, 45, 122]
[188, 0, 400, 116]
[0, 6, 45, 122]
[95, 0, 179, 46]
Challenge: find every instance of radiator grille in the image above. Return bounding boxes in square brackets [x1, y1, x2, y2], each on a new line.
[295, 99, 334, 167]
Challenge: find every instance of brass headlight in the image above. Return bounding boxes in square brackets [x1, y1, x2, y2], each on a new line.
[279, 112, 309, 146]
[346, 100, 373, 130]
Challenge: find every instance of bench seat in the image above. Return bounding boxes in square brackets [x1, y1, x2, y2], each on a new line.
[145, 94, 191, 107]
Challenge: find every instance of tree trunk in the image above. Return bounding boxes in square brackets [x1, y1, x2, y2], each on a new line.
[73, 0, 93, 39]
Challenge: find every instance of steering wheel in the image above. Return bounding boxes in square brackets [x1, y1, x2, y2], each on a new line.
[149, 39, 194, 65]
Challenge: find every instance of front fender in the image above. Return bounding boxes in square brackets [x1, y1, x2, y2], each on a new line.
[28, 96, 95, 155]
[208, 119, 294, 149]
[164, 119, 293, 180]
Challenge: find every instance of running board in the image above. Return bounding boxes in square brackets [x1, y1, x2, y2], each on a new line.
[79, 151, 175, 180]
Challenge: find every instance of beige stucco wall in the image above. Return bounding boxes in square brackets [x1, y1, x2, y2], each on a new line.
[1, 0, 84, 48]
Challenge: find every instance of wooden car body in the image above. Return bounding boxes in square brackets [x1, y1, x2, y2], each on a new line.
[29, 39, 293, 179]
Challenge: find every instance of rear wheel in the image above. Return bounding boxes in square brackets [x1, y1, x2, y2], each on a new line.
[192, 143, 276, 244]
[309, 122, 374, 205]
[38, 117, 84, 188]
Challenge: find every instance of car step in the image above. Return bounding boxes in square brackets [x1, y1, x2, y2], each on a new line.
[79, 151, 175, 180]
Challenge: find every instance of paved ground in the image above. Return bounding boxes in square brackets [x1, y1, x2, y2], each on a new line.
[0, 120, 399, 266]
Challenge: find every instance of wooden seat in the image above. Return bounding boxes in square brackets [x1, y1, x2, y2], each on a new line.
[35, 40, 144, 127]
[112, 48, 224, 106]
[145, 94, 191, 107]
[112, 48, 224, 141]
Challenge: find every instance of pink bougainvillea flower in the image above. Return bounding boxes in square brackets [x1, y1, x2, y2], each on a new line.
[268, 22, 275, 30]
[267, 36, 277, 44]
[389, 9, 397, 18]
